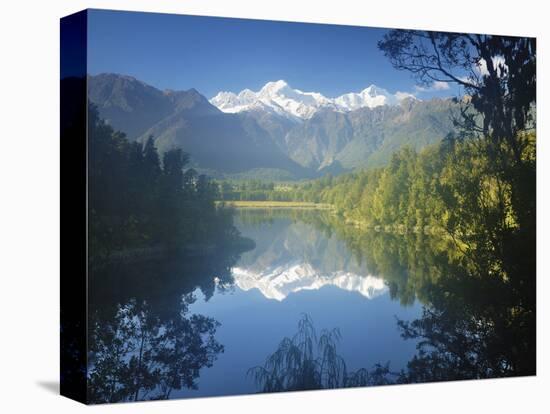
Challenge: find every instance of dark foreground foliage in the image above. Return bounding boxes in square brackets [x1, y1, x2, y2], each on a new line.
[88, 104, 242, 265]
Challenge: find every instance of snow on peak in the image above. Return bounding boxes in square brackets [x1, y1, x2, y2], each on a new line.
[210, 80, 413, 119]
[232, 262, 388, 301]
[260, 79, 289, 94]
[363, 84, 387, 96]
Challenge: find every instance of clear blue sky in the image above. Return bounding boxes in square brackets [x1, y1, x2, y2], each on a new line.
[87, 9, 458, 99]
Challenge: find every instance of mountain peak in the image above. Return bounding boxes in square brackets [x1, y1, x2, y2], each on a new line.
[259, 80, 292, 98]
[210, 81, 410, 119]
[361, 84, 388, 96]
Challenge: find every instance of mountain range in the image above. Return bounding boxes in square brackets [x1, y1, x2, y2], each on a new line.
[232, 214, 387, 301]
[88, 74, 459, 179]
[210, 80, 414, 120]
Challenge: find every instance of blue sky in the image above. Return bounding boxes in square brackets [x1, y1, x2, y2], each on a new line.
[87, 9, 459, 99]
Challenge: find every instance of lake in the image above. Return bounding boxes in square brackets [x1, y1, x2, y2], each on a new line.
[174, 208, 422, 398]
[87, 206, 532, 403]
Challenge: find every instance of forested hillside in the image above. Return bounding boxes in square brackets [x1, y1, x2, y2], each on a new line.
[87, 104, 245, 265]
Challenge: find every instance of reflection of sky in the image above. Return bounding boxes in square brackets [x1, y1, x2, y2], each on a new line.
[174, 214, 423, 398]
[179, 285, 421, 398]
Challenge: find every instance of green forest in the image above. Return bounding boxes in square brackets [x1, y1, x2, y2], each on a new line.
[88, 105, 247, 266]
[220, 130, 535, 233]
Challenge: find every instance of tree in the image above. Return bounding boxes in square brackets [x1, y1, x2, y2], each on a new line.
[143, 136, 161, 179]
[379, 30, 536, 286]
[378, 31, 536, 166]
[162, 149, 188, 193]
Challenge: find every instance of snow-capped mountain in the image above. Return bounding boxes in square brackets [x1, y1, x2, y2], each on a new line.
[88, 74, 456, 176]
[210, 80, 414, 120]
[334, 85, 401, 111]
[232, 262, 387, 301]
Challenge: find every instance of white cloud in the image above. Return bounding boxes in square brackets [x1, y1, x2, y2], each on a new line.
[414, 81, 450, 92]
[432, 81, 450, 91]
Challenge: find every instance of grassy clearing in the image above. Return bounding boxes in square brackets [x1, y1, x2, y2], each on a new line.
[216, 200, 333, 209]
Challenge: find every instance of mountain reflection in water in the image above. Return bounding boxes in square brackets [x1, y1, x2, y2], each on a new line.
[177, 209, 422, 398]
[233, 265, 387, 301]
[86, 207, 534, 402]
[232, 210, 388, 300]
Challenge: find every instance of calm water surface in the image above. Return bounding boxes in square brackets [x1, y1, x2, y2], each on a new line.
[88, 209, 431, 402]
[176, 209, 422, 398]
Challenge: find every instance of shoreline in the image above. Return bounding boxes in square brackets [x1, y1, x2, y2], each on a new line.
[217, 200, 333, 209]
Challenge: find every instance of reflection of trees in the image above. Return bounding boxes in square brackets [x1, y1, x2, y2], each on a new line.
[248, 315, 398, 392]
[87, 235, 251, 403]
[236, 209, 377, 280]
[236, 208, 323, 228]
[397, 262, 535, 382]
[299, 211, 448, 306]
[88, 296, 222, 403]
[89, 246, 239, 315]
[291, 209, 535, 383]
